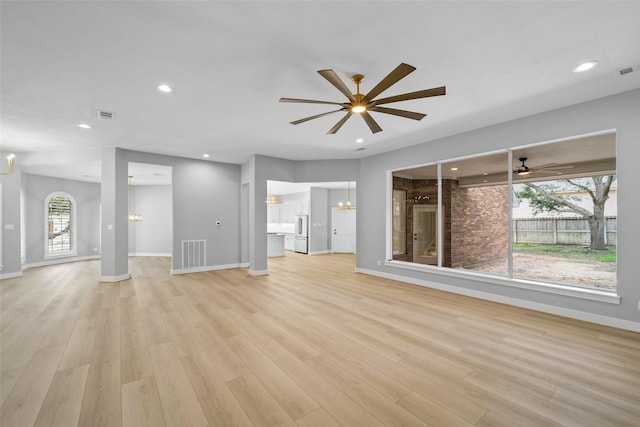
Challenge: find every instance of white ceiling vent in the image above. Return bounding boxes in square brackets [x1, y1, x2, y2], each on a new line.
[617, 66, 635, 76]
[96, 110, 114, 120]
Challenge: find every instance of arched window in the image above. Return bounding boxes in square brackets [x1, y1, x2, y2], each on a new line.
[45, 192, 77, 257]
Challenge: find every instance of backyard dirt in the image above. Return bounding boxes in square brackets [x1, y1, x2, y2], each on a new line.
[471, 253, 616, 289]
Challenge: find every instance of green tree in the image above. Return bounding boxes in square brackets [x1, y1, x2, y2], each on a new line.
[516, 175, 615, 250]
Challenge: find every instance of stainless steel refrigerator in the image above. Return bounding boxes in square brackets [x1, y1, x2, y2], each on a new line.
[294, 215, 308, 253]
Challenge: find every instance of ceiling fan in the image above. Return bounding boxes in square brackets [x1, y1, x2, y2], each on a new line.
[279, 63, 446, 134]
[514, 157, 574, 176]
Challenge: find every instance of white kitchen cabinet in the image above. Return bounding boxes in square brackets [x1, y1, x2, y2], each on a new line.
[280, 203, 296, 223]
[267, 205, 280, 223]
[284, 234, 295, 251]
[267, 234, 285, 257]
[296, 202, 309, 215]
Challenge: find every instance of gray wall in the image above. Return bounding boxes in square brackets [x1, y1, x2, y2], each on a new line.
[0, 161, 22, 275]
[123, 150, 241, 271]
[357, 88, 640, 326]
[23, 173, 101, 265]
[128, 185, 172, 255]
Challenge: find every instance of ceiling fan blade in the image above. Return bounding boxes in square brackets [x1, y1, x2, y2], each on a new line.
[279, 97, 346, 107]
[318, 69, 357, 103]
[327, 112, 353, 134]
[361, 111, 383, 133]
[369, 106, 426, 121]
[363, 63, 415, 103]
[290, 109, 345, 125]
[374, 86, 446, 106]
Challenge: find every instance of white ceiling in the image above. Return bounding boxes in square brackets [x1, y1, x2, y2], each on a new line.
[2, 1, 640, 183]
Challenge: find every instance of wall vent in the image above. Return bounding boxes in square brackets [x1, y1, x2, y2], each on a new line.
[181, 239, 206, 270]
[96, 110, 114, 120]
[618, 66, 634, 76]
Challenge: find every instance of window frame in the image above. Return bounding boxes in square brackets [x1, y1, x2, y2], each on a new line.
[44, 191, 78, 259]
[385, 131, 619, 304]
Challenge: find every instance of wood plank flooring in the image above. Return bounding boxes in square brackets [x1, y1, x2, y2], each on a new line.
[1, 253, 639, 426]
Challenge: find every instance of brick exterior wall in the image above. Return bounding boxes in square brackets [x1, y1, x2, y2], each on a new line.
[451, 182, 509, 268]
[393, 177, 508, 268]
[392, 177, 452, 267]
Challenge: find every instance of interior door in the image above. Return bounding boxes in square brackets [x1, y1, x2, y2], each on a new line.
[412, 205, 438, 265]
[331, 208, 356, 253]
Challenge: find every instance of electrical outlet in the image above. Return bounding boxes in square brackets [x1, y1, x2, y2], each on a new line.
[377, 260, 381, 266]
[637, 300, 640, 311]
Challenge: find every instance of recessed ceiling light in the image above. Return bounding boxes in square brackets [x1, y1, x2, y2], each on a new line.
[158, 84, 172, 93]
[450, 167, 458, 171]
[77, 123, 92, 129]
[202, 153, 210, 158]
[573, 61, 599, 73]
[356, 138, 364, 144]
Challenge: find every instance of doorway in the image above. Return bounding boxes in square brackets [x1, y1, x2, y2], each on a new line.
[127, 162, 173, 272]
[412, 205, 437, 265]
[331, 208, 356, 253]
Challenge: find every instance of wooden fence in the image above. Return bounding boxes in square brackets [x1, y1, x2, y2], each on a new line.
[513, 217, 617, 246]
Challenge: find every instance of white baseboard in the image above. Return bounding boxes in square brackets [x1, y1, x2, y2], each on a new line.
[249, 269, 269, 276]
[129, 253, 172, 257]
[356, 267, 640, 333]
[171, 263, 247, 275]
[308, 250, 331, 255]
[99, 273, 131, 283]
[23, 255, 101, 271]
[0, 271, 24, 280]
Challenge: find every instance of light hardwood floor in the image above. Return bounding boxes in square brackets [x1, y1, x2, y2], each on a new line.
[1, 253, 639, 426]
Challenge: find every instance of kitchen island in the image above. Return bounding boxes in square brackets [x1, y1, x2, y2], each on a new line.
[267, 233, 285, 257]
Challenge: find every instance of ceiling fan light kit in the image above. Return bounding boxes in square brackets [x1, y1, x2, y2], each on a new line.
[514, 157, 574, 177]
[517, 157, 532, 175]
[280, 63, 446, 134]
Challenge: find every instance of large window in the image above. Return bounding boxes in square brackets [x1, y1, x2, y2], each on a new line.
[389, 132, 617, 292]
[45, 192, 77, 257]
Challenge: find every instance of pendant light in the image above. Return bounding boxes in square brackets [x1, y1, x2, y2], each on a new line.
[338, 181, 356, 210]
[266, 181, 279, 205]
[0, 153, 15, 176]
[128, 176, 143, 222]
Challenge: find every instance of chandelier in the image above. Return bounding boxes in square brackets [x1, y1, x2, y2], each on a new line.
[0, 153, 15, 176]
[266, 182, 279, 205]
[338, 181, 356, 210]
